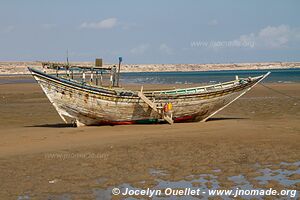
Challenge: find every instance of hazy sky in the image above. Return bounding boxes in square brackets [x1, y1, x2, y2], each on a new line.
[0, 0, 299, 64]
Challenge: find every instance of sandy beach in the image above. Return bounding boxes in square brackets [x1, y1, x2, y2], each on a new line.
[0, 76, 299, 199]
[2, 0, 300, 199]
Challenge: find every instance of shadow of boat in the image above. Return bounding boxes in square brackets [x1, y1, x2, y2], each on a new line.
[25, 117, 248, 128]
[25, 123, 76, 128]
[206, 117, 248, 122]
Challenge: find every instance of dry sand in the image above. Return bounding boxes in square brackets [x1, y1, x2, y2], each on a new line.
[0, 78, 299, 199]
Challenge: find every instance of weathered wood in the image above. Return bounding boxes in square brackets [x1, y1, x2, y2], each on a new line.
[163, 114, 174, 124]
[28, 67, 270, 126]
[201, 71, 271, 122]
[138, 89, 174, 124]
[138, 91, 158, 112]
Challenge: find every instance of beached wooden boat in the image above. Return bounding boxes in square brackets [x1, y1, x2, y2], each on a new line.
[28, 67, 270, 126]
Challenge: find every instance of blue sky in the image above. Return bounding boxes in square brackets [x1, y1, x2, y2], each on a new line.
[0, 0, 299, 63]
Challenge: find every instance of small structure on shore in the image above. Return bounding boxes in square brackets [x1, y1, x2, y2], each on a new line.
[29, 58, 270, 127]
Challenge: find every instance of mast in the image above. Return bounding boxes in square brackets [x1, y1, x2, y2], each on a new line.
[116, 57, 122, 87]
[66, 49, 69, 77]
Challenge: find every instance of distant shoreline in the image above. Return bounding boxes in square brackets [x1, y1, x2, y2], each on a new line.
[1, 68, 299, 85]
[1, 67, 300, 76]
[0, 61, 300, 75]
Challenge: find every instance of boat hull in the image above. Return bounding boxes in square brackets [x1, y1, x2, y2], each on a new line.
[28, 68, 269, 126]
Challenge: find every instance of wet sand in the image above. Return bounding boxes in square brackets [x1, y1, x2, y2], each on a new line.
[0, 79, 299, 199]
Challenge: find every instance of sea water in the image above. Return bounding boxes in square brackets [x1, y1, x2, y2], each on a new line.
[119, 69, 300, 84]
[1, 68, 300, 85]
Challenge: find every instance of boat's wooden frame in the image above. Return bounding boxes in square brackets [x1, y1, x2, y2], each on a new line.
[28, 67, 270, 126]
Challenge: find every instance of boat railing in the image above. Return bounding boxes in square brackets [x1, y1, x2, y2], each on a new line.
[146, 80, 238, 95]
[41, 61, 120, 88]
[38, 61, 267, 96]
[147, 74, 263, 96]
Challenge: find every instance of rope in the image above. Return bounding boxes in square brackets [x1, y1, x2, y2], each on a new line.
[259, 83, 300, 101]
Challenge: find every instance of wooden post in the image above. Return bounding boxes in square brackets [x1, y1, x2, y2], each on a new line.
[65, 66, 68, 78]
[112, 66, 117, 87]
[71, 69, 74, 79]
[100, 71, 103, 86]
[117, 57, 122, 87]
[95, 71, 98, 85]
[95, 58, 103, 86]
[110, 71, 113, 87]
[82, 70, 86, 82]
[90, 68, 94, 83]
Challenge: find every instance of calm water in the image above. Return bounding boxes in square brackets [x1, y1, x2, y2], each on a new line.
[18, 161, 298, 200]
[119, 69, 300, 84]
[1, 68, 300, 85]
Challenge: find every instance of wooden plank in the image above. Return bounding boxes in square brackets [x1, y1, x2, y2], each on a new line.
[164, 115, 174, 124]
[137, 91, 158, 112]
[138, 91, 173, 124]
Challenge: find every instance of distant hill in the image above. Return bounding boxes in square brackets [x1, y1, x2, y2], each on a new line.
[0, 61, 300, 75]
